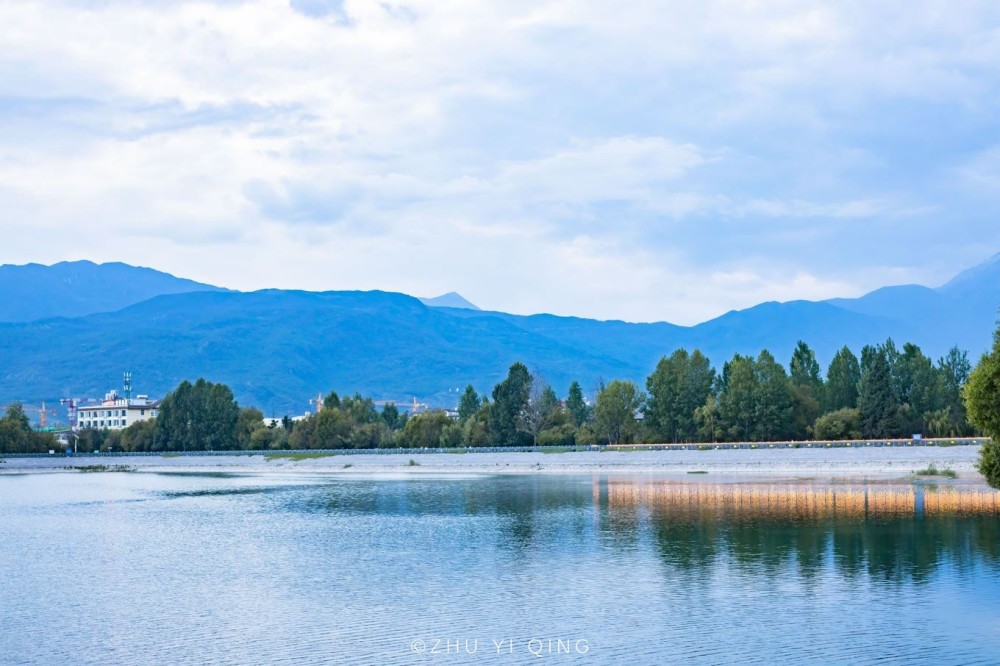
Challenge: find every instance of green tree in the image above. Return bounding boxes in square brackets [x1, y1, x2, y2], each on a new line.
[324, 391, 341, 410]
[457, 385, 481, 422]
[645, 349, 715, 443]
[825, 346, 861, 411]
[892, 343, 936, 434]
[753, 350, 794, 441]
[381, 403, 403, 430]
[0, 402, 54, 453]
[790, 341, 823, 392]
[936, 346, 973, 436]
[858, 347, 901, 439]
[315, 408, 353, 448]
[595, 380, 643, 444]
[694, 394, 722, 442]
[462, 398, 492, 447]
[121, 418, 156, 452]
[719, 355, 756, 441]
[289, 414, 318, 449]
[340, 394, 380, 425]
[490, 363, 532, 445]
[236, 407, 265, 449]
[0, 403, 31, 453]
[3, 402, 31, 431]
[789, 341, 824, 439]
[565, 381, 591, 427]
[964, 325, 1000, 488]
[402, 411, 452, 448]
[153, 379, 241, 451]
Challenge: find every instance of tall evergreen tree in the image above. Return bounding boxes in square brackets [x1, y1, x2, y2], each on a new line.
[825, 346, 861, 411]
[790, 341, 823, 391]
[489, 363, 532, 445]
[719, 354, 757, 441]
[858, 347, 901, 438]
[754, 350, 795, 441]
[894, 343, 936, 433]
[381, 403, 402, 430]
[457, 385, 481, 422]
[566, 381, 591, 427]
[789, 341, 824, 438]
[935, 346, 973, 435]
[645, 348, 715, 443]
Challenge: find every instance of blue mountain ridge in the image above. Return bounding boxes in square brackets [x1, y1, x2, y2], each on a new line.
[0, 260, 223, 322]
[0, 254, 997, 415]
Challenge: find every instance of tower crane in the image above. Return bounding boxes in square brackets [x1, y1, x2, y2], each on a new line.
[372, 398, 430, 413]
[59, 398, 88, 429]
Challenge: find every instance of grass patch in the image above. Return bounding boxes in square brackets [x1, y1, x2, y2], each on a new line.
[343, 463, 353, 469]
[265, 452, 336, 462]
[914, 464, 958, 478]
[408, 458, 420, 466]
[687, 470, 709, 474]
[73, 464, 135, 473]
[160, 453, 182, 458]
[446, 449, 468, 454]
[541, 447, 573, 454]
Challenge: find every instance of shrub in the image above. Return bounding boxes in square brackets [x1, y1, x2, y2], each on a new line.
[813, 408, 862, 440]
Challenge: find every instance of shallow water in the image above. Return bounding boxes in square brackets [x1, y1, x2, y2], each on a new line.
[1, 473, 999, 665]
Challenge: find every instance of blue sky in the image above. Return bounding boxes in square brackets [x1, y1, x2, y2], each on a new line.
[1, 0, 999, 323]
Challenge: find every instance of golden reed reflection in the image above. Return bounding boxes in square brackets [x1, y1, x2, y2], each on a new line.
[600, 479, 1000, 520]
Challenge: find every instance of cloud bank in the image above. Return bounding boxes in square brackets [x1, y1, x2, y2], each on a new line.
[1, 0, 999, 323]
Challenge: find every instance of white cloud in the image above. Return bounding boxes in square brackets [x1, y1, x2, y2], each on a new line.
[1, 0, 1000, 323]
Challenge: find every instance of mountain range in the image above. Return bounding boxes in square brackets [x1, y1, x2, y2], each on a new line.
[0, 255, 998, 417]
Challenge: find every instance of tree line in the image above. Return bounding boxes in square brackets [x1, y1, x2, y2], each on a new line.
[60, 336, 981, 457]
[7, 324, 1000, 489]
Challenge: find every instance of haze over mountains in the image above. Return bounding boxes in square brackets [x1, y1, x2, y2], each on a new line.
[0, 256, 998, 416]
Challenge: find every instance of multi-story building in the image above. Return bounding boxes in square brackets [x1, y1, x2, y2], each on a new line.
[76, 390, 160, 431]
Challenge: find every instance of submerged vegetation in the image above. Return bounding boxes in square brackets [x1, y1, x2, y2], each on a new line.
[914, 464, 958, 479]
[72, 464, 135, 473]
[264, 452, 337, 462]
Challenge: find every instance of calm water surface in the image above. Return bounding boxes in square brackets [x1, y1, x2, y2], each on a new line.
[1, 472, 999, 665]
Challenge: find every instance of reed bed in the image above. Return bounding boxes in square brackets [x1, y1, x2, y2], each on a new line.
[603, 481, 1000, 519]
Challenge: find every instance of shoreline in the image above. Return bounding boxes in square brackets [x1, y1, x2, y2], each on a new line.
[0, 446, 988, 485]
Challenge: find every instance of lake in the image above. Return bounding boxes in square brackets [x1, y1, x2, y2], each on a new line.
[1, 472, 999, 665]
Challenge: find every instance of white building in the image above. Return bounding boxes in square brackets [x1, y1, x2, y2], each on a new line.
[76, 390, 161, 431]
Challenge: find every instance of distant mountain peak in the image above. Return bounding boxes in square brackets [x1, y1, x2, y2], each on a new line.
[419, 292, 480, 310]
[939, 250, 1000, 294]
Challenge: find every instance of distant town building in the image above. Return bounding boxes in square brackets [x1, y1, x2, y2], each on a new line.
[75, 390, 161, 431]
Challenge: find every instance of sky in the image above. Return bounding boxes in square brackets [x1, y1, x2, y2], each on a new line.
[1, 0, 999, 324]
